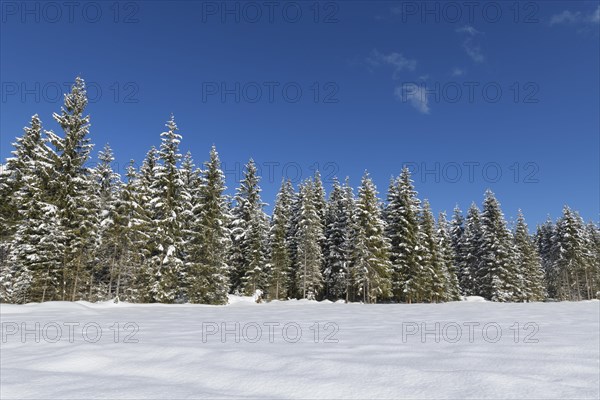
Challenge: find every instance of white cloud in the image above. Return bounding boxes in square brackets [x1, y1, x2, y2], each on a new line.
[550, 6, 600, 25]
[367, 49, 417, 79]
[456, 25, 480, 35]
[550, 10, 582, 25]
[394, 83, 430, 114]
[456, 25, 485, 63]
[366, 49, 428, 113]
[592, 6, 600, 23]
[451, 67, 465, 77]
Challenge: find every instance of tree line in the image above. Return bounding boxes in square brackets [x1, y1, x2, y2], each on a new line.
[1, 78, 598, 304]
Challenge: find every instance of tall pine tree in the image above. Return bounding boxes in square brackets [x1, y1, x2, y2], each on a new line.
[352, 172, 391, 303]
[513, 210, 546, 301]
[230, 159, 270, 295]
[186, 146, 231, 304]
[437, 212, 461, 301]
[46, 77, 98, 301]
[295, 179, 324, 299]
[385, 168, 422, 303]
[478, 190, 519, 302]
[268, 179, 294, 300]
[148, 116, 185, 303]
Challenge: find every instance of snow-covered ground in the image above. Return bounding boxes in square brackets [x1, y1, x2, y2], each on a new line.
[1, 297, 598, 399]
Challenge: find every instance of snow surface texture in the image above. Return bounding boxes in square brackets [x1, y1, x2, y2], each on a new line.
[1, 297, 599, 399]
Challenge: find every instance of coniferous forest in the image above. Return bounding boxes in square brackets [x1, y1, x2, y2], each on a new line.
[1, 78, 599, 305]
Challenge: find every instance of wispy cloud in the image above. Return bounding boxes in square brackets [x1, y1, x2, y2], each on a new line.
[451, 67, 465, 77]
[593, 6, 600, 23]
[550, 10, 582, 25]
[394, 83, 430, 114]
[550, 6, 600, 25]
[367, 49, 417, 79]
[456, 25, 480, 35]
[456, 25, 484, 63]
[366, 49, 429, 114]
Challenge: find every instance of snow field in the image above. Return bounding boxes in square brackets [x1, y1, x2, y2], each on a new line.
[1, 298, 599, 399]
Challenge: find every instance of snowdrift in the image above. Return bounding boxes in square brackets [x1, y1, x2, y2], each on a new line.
[1, 299, 598, 399]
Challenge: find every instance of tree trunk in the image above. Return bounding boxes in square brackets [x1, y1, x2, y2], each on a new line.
[71, 253, 82, 301]
[303, 252, 307, 299]
[41, 263, 52, 302]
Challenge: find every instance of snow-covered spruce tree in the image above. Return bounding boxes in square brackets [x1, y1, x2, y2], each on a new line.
[0, 162, 12, 301]
[178, 151, 204, 297]
[449, 206, 467, 296]
[9, 165, 65, 303]
[352, 172, 392, 303]
[341, 178, 357, 302]
[46, 77, 99, 301]
[535, 218, 556, 298]
[584, 222, 600, 299]
[0, 115, 47, 286]
[285, 181, 306, 297]
[295, 179, 325, 300]
[312, 171, 328, 263]
[551, 207, 592, 300]
[4, 115, 61, 303]
[90, 144, 122, 301]
[148, 116, 185, 303]
[462, 203, 483, 296]
[186, 146, 231, 304]
[0, 116, 35, 301]
[418, 200, 446, 302]
[229, 159, 270, 295]
[385, 167, 422, 303]
[109, 161, 146, 301]
[513, 210, 546, 301]
[268, 179, 294, 300]
[323, 178, 354, 300]
[478, 190, 520, 302]
[313, 170, 327, 225]
[437, 212, 461, 301]
[179, 151, 203, 243]
[130, 147, 160, 301]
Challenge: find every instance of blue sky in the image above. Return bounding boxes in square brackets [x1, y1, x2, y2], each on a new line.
[1, 0, 599, 226]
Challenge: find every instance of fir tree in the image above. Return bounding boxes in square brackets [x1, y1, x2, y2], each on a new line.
[385, 167, 422, 303]
[437, 212, 461, 301]
[148, 115, 185, 303]
[418, 200, 445, 302]
[513, 210, 546, 301]
[312, 170, 327, 226]
[0, 115, 54, 301]
[230, 159, 269, 295]
[186, 146, 230, 304]
[46, 77, 98, 301]
[112, 161, 145, 301]
[132, 147, 160, 301]
[179, 151, 202, 241]
[341, 178, 357, 302]
[352, 172, 391, 303]
[89, 144, 123, 300]
[295, 179, 324, 299]
[286, 182, 302, 297]
[461, 203, 483, 296]
[5, 116, 62, 302]
[584, 222, 600, 299]
[478, 190, 519, 302]
[551, 207, 591, 300]
[8, 171, 64, 303]
[323, 178, 354, 300]
[268, 179, 294, 300]
[535, 218, 556, 298]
